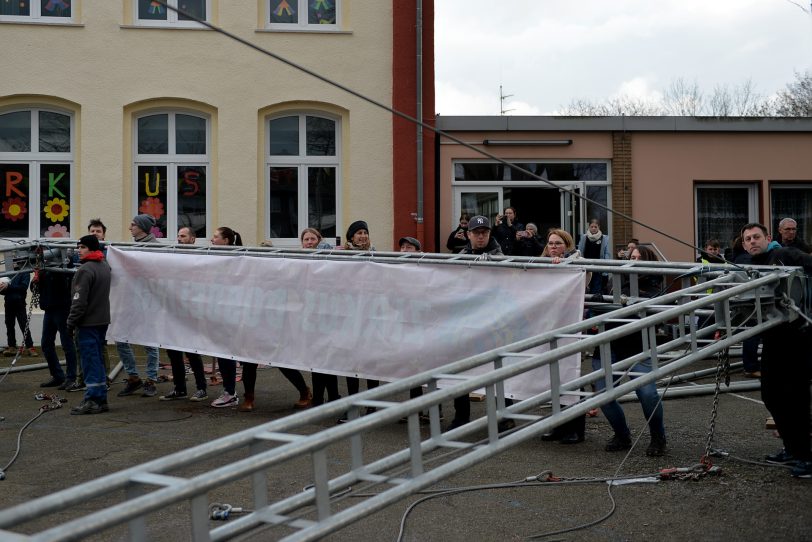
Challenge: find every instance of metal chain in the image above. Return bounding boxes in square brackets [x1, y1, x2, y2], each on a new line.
[702, 345, 730, 462]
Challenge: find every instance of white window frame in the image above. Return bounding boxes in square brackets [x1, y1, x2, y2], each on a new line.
[132, 110, 211, 243]
[265, 111, 341, 246]
[266, 0, 340, 31]
[134, 0, 210, 28]
[0, 0, 73, 23]
[0, 108, 74, 239]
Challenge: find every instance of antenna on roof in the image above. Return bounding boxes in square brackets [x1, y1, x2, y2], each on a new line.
[500, 85, 515, 116]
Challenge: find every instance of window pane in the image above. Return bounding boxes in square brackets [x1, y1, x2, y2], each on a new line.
[40, 0, 70, 17]
[137, 165, 168, 238]
[696, 187, 750, 254]
[177, 166, 207, 239]
[585, 186, 609, 238]
[0, 163, 30, 238]
[460, 191, 499, 221]
[270, 0, 297, 23]
[269, 167, 298, 237]
[175, 114, 206, 155]
[455, 162, 607, 181]
[306, 116, 335, 156]
[40, 163, 71, 238]
[771, 186, 812, 244]
[269, 116, 299, 156]
[38, 111, 71, 153]
[178, 0, 206, 20]
[308, 167, 336, 237]
[308, 0, 336, 24]
[0, 111, 32, 153]
[138, 0, 168, 20]
[138, 114, 169, 154]
[0, 0, 30, 15]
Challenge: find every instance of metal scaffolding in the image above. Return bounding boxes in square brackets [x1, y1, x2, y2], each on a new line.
[0, 240, 807, 541]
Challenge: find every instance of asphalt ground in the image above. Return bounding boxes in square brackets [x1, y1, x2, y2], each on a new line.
[0, 346, 810, 541]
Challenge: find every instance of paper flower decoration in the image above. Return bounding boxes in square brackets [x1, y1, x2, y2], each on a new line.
[150, 226, 165, 239]
[139, 196, 165, 219]
[45, 224, 70, 238]
[2, 198, 27, 222]
[44, 198, 70, 222]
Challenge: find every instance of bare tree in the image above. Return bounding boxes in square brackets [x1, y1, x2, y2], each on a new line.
[709, 79, 772, 116]
[774, 70, 812, 116]
[662, 77, 704, 115]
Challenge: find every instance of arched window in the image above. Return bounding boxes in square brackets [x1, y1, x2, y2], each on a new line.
[0, 108, 73, 238]
[266, 112, 339, 242]
[133, 111, 209, 241]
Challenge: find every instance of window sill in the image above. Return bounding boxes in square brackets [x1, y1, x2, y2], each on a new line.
[0, 20, 82, 27]
[257, 27, 352, 35]
[120, 24, 211, 30]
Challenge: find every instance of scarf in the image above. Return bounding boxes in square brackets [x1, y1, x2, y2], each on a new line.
[80, 251, 105, 262]
[586, 230, 603, 242]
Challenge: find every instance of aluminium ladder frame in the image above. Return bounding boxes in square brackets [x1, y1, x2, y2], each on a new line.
[0, 240, 806, 541]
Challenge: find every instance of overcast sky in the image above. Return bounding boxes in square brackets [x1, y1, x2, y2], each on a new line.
[435, 0, 812, 115]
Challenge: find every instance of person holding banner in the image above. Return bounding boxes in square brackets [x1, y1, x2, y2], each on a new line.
[340, 221, 379, 419]
[449, 216, 506, 431]
[160, 227, 209, 402]
[210, 226, 244, 408]
[539, 229, 587, 444]
[302, 228, 341, 407]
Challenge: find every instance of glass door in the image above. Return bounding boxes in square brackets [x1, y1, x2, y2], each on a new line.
[455, 188, 501, 224]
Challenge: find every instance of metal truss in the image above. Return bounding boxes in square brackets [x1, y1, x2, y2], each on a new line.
[0, 240, 807, 541]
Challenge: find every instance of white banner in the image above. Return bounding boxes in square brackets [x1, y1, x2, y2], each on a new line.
[107, 248, 585, 400]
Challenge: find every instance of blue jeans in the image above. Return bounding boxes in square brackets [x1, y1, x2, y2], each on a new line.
[592, 353, 666, 439]
[116, 341, 159, 382]
[78, 325, 108, 402]
[41, 308, 77, 382]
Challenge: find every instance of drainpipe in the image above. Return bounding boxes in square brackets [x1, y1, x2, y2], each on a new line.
[415, 0, 425, 244]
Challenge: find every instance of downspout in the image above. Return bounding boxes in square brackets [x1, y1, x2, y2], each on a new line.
[415, 0, 425, 243]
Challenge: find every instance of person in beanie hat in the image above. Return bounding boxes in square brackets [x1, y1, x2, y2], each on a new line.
[398, 236, 421, 252]
[117, 214, 161, 398]
[344, 220, 373, 251]
[130, 214, 157, 242]
[68, 234, 112, 414]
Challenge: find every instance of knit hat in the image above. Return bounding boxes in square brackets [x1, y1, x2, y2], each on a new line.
[346, 220, 369, 241]
[398, 236, 421, 251]
[77, 234, 100, 252]
[132, 214, 156, 234]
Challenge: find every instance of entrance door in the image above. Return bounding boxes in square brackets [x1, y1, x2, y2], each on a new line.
[456, 189, 501, 223]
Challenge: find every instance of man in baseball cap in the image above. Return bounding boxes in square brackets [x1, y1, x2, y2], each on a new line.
[460, 215, 502, 256]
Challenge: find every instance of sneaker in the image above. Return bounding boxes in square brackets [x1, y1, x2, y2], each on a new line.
[766, 448, 796, 465]
[70, 399, 109, 415]
[66, 381, 86, 392]
[27, 347, 38, 356]
[294, 387, 313, 409]
[211, 392, 238, 408]
[646, 435, 668, 457]
[2, 346, 17, 357]
[160, 390, 187, 401]
[57, 380, 74, 391]
[605, 433, 633, 452]
[790, 460, 812, 479]
[189, 389, 208, 402]
[117, 377, 143, 397]
[141, 380, 157, 397]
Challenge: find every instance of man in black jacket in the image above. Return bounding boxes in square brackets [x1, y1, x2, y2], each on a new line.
[741, 222, 812, 478]
[67, 235, 112, 415]
[34, 263, 79, 389]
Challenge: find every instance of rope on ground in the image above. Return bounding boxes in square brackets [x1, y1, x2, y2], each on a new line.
[0, 393, 66, 480]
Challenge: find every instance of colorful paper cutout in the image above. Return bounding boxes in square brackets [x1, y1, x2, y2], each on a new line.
[275, 0, 294, 17]
[43, 197, 69, 222]
[149, 1, 163, 14]
[150, 226, 165, 239]
[139, 196, 165, 219]
[43, 0, 69, 12]
[2, 197, 27, 222]
[45, 224, 69, 238]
